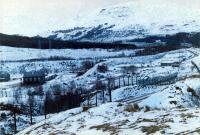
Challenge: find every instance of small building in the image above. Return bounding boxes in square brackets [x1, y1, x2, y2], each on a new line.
[161, 61, 180, 67]
[23, 70, 45, 85]
[0, 72, 10, 82]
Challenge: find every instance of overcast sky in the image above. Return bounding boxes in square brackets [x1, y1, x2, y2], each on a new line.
[0, 0, 199, 36]
[0, 0, 131, 36]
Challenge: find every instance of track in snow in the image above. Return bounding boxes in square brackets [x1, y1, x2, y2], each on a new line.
[116, 92, 156, 104]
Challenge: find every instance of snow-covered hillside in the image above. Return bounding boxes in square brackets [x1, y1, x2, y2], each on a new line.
[17, 51, 200, 134]
[17, 102, 200, 135]
[2, 0, 200, 42]
[47, 0, 200, 42]
[1, 45, 200, 134]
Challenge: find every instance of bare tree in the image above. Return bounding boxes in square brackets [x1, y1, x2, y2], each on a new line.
[27, 90, 35, 125]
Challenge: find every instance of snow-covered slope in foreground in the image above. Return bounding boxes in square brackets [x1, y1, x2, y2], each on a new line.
[48, 0, 200, 42]
[18, 102, 200, 135]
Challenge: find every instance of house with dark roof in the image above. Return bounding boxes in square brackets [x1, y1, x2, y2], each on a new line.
[0, 72, 10, 82]
[23, 70, 45, 85]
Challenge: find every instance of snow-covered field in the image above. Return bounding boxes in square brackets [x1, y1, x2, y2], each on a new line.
[0, 46, 199, 104]
[0, 46, 135, 61]
[2, 0, 200, 134]
[1, 46, 200, 134]
[0, 46, 136, 75]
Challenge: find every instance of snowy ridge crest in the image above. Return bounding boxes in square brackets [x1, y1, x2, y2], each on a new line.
[48, 0, 200, 42]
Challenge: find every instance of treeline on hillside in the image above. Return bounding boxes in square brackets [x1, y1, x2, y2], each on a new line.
[0, 33, 137, 49]
[136, 45, 181, 56]
[130, 32, 200, 47]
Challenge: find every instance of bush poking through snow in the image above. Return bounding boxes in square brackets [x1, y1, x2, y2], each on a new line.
[141, 125, 169, 134]
[187, 87, 199, 98]
[144, 106, 151, 112]
[125, 103, 140, 112]
[48, 133, 56, 135]
[169, 101, 177, 105]
[83, 106, 91, 112]
[117, 103, 123, 107]
[90, 123, 118, 135]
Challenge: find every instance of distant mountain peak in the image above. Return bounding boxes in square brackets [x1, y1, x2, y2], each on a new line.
[46, 0, 200, 42]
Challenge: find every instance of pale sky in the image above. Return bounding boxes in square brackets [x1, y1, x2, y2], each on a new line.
[0, 0, 200, 36]
[0, 0, 129, 36]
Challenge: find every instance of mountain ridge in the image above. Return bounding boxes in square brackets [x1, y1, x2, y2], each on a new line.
[46, 0, 200, 42]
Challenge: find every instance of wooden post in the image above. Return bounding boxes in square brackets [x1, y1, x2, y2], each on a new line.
[128, 76, 130, 86]
[96, 92, 98, 107]
[102, 89, 105, 103]
[13, 107, 17, 134]
[123, 76, 125, 86]
[132, 76, 134, 85]
[44, 94, 47, 119]
[136, 76, 138, 85]
[30, 105, 33, 125]
[118, 77, 121, 88]
[109, 87, 112, 102]
[87, 95, 90, 107]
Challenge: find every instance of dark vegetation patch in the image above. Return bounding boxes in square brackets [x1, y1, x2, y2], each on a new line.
[124, 104, 140, 112]
[90, 123, 118, 135]
[135, 44, 181, 56]
[187, 87, 200, 98]
[169, 101, 177, 105]
[0, 33, 136, 49]
[130, 32, 200, 46]
[141, 124, 170, 134]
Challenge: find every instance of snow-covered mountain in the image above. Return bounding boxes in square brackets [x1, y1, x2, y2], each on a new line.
[47, 0, 200, 42]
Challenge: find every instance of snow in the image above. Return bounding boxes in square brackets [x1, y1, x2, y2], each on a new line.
[0, 46, 134, 61]
[1, 46, 200, 134]
[1, 0, 200, 133]
[17, 102, 200, 135]
[48, 0, 200, 42]
[112, 85, 161, 101]
[2, 0, 200, 41]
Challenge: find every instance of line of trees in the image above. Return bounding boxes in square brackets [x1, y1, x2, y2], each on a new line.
[0, 89, 83, 134]
[131, 32, 200, 48]
[0, 33, 137, 49]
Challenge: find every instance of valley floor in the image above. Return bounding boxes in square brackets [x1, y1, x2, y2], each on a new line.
[1, 46, 200, 134]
